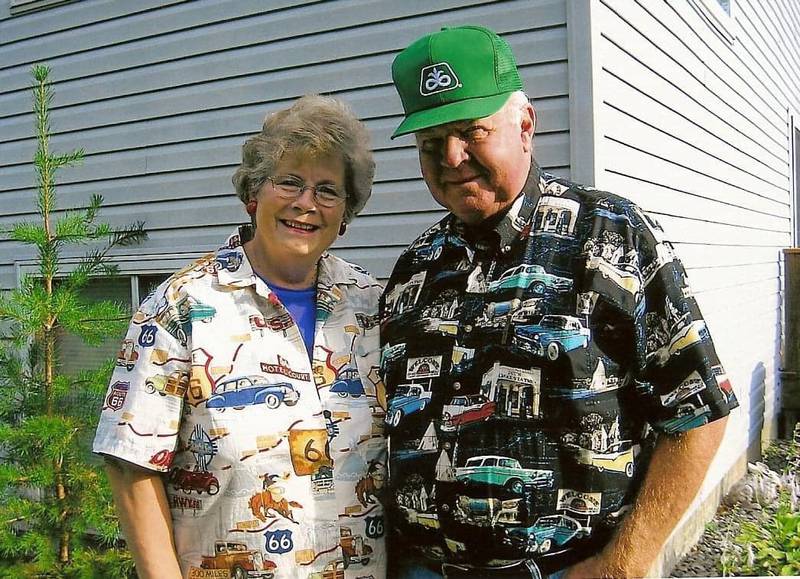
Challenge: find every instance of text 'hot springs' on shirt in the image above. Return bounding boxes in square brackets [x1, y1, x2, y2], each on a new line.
[94, 227, 387, 579]
[379, 168, 737, 572]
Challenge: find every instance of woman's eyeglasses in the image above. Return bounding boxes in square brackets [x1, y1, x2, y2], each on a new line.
[267, 175, 346, 208]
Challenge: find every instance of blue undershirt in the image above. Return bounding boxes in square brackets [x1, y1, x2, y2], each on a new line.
[263, 280, 317, 362]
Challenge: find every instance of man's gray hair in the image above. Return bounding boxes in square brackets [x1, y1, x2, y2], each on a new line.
[232, 95, 375, 223]
[502, 91, 532, 126]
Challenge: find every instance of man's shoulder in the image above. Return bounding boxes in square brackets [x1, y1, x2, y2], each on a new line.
[540, 172, 639, 215]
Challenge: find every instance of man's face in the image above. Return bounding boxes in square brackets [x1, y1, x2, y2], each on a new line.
[414, 103, 534, 225]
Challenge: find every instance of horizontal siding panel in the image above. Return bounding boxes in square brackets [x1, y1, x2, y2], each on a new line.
[654, 213, 791, 248]
[638, 1, 788, 133]
[0, 130, 570, 195]
[596, 44, 788, 177]
[596, 7, 787, 164]
[697, 275, 781, 316]
[0, 208, 448, 263]
[600, 71, 789, 188]
[734, 1, 800, 110]
[0, 0, 565, 87]
[0, 58, 568, 144]
[599, 143, 791, 229]
[0, 171, 444, 221]
[0, 0, 314, 70]
[1, 90, 569, 168]
[672, 242, 784, 270]
[601, 107, 790, 211]
[685, 261, 779, 295]
[0, 1, 566, 116]
[0, 0, 187, 41]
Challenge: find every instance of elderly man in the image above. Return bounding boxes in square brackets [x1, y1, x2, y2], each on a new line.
[380, 25, 737, 579]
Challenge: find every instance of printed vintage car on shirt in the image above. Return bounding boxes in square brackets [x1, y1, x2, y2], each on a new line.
[386, 384, 431, 427]
[115, 339, 139, 371]
[572, 440, 639, 478]
[488, 264, 572, 295]
[329, 368, 366, 398]
[144, 371, 189, 397]
[206, 376, 299, 410]
[308, 559, 345, 579]
[440, 394, 496, 432]
[169, 467, 220, 495]
[454, 455, 554, 494]
[503, 514, 591, 554]
[214, 250, 243, 272]
[511, 315, 590, 361]
[200, 541, 275, 579]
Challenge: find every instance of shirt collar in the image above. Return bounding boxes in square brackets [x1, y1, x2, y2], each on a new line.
[214, 225, 361, 290]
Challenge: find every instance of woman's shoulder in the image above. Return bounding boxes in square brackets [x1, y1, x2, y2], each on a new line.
[138, 253, 219, 312]
[320, 252, 382, 290]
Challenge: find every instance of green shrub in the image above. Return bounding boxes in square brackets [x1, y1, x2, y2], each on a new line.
[732, 493, 800, 576]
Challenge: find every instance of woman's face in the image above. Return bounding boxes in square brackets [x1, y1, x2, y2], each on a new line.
[251, 151, 347, 273]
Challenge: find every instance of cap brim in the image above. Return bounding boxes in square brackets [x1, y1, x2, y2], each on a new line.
[391, 92, 514, 139]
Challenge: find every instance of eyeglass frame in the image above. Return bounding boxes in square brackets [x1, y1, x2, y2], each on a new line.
[265, 175, 347, 208]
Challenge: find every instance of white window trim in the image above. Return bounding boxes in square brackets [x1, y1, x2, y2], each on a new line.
[686, 0, 736, 44]
[14, 252, 203, 283]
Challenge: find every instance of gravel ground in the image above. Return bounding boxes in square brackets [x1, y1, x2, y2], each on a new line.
[669, 440, 794, 578]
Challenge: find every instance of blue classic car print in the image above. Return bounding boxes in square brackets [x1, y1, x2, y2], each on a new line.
[386, 384, 431, 427]
[488, 264, 572, 294]
[329, 368, 365, 398]
[511, 315, 590, 360]
[411, 234, 468, 263]
[214, 250, 242, 272]
[504, 514, 591, 554]
[206, 376, 299, 410]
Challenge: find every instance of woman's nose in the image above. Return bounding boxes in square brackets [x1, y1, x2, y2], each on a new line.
[291, 186, 318, 210]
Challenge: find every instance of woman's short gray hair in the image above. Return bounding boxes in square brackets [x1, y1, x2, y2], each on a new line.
[232, 95, 374, 223]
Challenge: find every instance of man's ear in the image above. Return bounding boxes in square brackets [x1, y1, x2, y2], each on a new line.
[521, 103, 536, 153]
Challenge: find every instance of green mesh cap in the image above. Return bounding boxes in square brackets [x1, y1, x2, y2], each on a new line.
[391, 25, 523, 138]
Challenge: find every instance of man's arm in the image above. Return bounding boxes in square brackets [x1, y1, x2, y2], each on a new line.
[565, 416, 728, 579]
[105, 459, 183, 579]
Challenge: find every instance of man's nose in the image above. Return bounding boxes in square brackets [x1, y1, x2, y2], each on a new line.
[440, 135, 468, 168]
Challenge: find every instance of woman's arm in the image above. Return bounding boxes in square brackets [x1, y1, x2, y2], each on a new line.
[105, 459, 183, 579]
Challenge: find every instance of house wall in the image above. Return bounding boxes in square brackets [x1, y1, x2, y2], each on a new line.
[581, 0, 798, 572]
[0, 0, 571, 286]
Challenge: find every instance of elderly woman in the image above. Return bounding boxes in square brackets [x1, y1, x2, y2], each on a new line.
[94, 96, 386, 579]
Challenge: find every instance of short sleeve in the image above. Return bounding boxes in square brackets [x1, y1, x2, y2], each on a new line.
[632, 208, 738, 435]
[92, 286, 190, 471]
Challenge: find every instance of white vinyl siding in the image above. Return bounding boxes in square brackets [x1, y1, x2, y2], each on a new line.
[591, 0, 796, 539]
